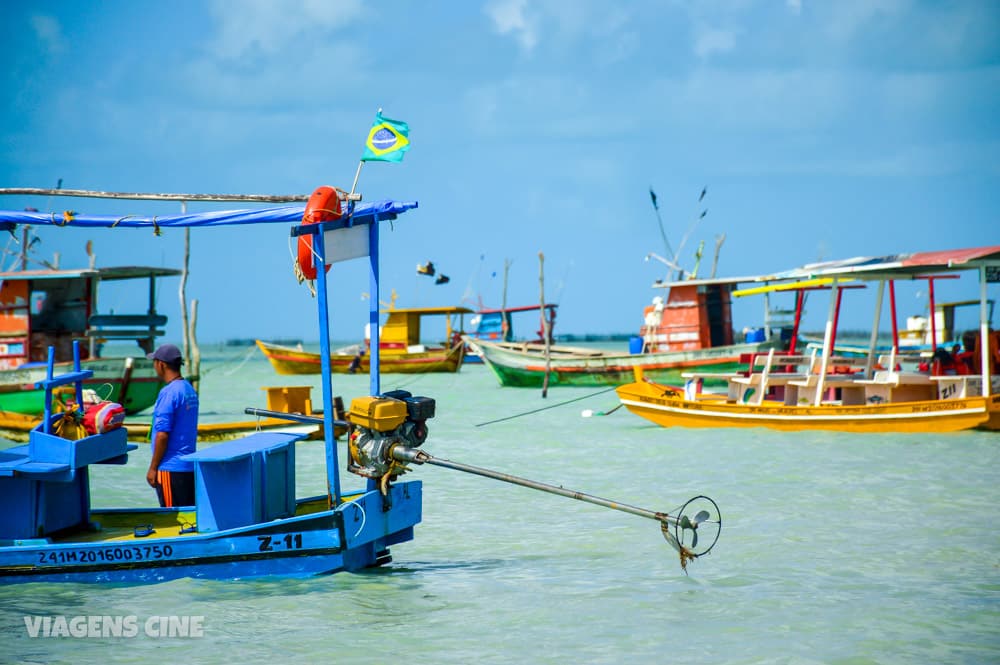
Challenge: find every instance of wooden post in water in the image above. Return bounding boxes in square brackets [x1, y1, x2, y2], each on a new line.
[539, 252, 551, 398]
[189, 299, 201, 393]
[501, 258, 511, 341]
[175, 200, 202, 391]
[179, 202, 192, 368]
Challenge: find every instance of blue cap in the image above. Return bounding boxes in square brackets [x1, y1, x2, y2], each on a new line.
[147, 343, 182, 364]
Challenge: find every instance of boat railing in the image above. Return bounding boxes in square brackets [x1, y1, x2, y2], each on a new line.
[730, 349, 888, 406]
[85, 313, 167, 353]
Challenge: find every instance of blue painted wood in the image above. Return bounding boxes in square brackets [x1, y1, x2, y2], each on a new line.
[29, 427, 129, 468]
[36, 341, 93, 435]
[88, 314, 168, 327]
[312, 224, 342, 507]
[369, 218, 381, 396]
[0, 482, 421, 584]
[184, 432, 303, 532]
[183, 431, 304, 462]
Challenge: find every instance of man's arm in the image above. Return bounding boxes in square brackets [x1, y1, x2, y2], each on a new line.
[147, 431, 169, 487]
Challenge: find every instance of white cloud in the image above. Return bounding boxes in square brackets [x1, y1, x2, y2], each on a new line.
[798, 140, 1000, 178]
[178, 41, 368, 109]
[208, 0, 363, 60]
[693, 26, 739, 59]
[651, 67, 850, 133]
[484, 0, 638, 62]
[30, 14, 64, 55]
[825, 0, 906, 41]
[786, 0, 802, 16]
[484, 0, 539, 52]
[461, 75, 610, 139]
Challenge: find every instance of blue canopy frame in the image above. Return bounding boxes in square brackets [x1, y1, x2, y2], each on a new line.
[0, 200, 416, 230]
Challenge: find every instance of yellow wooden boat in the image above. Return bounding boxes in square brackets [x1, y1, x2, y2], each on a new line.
[617, 374, 1000, 433]
[257, 305, 472, 375]
[617, 244, 1000, 433]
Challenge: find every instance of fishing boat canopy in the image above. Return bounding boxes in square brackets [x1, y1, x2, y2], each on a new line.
[0, 200, 417, 229]
[379, 306, 474, 352]
[0, 266, 182, 281]
[760, 246, 1000, 281]
[0, 265, 183, 366]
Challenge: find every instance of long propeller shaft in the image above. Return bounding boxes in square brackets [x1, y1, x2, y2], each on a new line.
[244, 407, 345, 427]
[393, 447, 681, 527]
[242, 408, 720, 567]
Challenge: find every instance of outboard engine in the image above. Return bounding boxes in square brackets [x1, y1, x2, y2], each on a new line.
[346, 390, 435, 491]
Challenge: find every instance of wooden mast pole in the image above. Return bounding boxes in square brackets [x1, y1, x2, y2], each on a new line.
[0, 188, 314, 202]
[179, 202, 191, 366]
[539, 252, 551, 398]
[710, 233, 725, 279]
[501, 259, 511, 341]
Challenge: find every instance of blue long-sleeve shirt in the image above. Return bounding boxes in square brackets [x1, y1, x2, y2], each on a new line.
[151, 378, 199, 472]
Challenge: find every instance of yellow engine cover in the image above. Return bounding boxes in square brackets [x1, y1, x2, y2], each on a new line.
[348, 396, 407, 432]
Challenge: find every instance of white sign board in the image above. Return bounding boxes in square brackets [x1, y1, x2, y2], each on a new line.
[322, 224, 370, 264]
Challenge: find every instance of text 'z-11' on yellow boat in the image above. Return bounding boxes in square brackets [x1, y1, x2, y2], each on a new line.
[616, 245, 1000, 433]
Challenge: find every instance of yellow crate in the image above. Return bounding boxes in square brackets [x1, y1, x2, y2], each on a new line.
[348, 396, 407, 432]
[262, 386, 314, 415]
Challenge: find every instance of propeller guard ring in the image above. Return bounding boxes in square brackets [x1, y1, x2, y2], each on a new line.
[673, 494, 722, 557]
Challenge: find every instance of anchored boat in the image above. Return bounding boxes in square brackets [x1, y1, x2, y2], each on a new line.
[616, 245, 1000, 433]
[0, 266, 181, 417]
[256, 305, 472, 375]
[464, 303, 558, 364]
[0, 186, 721, 584]
[470, 275, 789, 387]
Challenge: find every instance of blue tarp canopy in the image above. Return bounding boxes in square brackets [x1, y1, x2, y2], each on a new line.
[0, 200, 417, 229]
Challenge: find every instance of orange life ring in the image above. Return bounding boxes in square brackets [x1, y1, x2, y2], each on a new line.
[297, 186, 343, 280]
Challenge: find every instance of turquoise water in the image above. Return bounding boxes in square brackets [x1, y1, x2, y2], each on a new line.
[2, 346, 999, 664]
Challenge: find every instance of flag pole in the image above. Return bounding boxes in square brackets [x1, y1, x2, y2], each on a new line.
[350, 107, 383, 197]
[349, 161, 364, 197]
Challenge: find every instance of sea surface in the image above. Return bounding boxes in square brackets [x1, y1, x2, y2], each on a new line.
[1, 344, 998, 664]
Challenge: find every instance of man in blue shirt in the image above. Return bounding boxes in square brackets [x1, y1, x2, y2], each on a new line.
[146, 343, 199, 507]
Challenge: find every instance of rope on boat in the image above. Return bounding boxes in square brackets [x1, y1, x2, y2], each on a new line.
[475, 385, 619, 427]
[337, 498, 368, 538]
[94, 383, 115, 401]
[582, 402, 624, 417]
[288, 234, 316, 295]
[198, 345, 257, 377]
[220, 344, 259, 376]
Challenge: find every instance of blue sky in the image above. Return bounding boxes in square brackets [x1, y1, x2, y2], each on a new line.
[1, 1, 997, 344]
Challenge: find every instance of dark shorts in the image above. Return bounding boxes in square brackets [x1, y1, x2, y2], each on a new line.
[155, 470, 195, 508]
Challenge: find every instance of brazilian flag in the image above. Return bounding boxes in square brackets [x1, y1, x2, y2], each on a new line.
[361, 111, 410, 162]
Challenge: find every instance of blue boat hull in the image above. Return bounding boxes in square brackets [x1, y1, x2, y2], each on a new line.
[0, 483, 421, 584]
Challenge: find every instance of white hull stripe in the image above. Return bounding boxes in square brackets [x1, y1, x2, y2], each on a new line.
[618, 399, 986, 421]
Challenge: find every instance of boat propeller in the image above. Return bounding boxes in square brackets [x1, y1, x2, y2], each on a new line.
[660, 496, 720, 562]
[682, 511, 712, 548]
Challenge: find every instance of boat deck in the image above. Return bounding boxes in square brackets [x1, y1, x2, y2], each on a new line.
[41, 494, 355, 546]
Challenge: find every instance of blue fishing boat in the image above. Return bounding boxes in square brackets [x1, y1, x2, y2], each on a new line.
[0, 187, 721, 584]
[0, 197, 424, 584]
